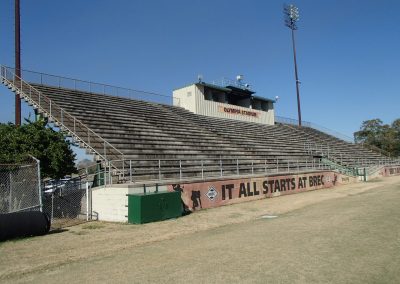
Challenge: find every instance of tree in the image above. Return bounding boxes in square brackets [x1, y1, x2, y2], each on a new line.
[354, 118, 400, 157]
[0, 119, 77, 179]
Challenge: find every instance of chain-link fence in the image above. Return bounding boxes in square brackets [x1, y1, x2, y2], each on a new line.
[0, 160, 41, 214]
[42, 174, 94, 229]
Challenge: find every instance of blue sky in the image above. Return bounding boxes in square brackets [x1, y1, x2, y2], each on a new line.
[1, 0, 400, 145]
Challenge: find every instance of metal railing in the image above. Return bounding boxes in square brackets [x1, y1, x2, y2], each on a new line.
[1, 65, 124, 164]
[3, 66, 180, 106]
[304, 141, 400, 167]
[276, 116, 353, 143]
[211, 77, 253, 91]
[104, 157, 339, 184]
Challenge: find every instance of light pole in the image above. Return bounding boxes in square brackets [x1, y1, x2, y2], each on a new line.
[284, 4, 302, 127]
[15, 0, 21, 126]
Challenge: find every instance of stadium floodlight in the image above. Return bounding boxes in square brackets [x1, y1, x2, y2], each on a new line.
[284, 3, 302, 126]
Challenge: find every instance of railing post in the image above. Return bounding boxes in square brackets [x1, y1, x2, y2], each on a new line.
[61, 109, 64, 126]
[74, 79, 76, 90]
[109, 162, 112, 185]
[122, 159, 125, 181]
[73, 117, 76, 133]
[201, 160, 204, 179]
[49, 100, 52, 118]
[58, 77, 61, 88]
[104, 142, 107, 161]
[40, 74, 43, 85]
[264, 159, 267, 173]
[297, 160, 299, 172]
[237, 159, 239, 175]
[220, 159, 223, 177]
[158, 159, 161, 180]
[179, 160, 182, 180]
[251, 161, 254, 175]
[276, 159, 279, 173]
[287, 161, 289, 172]
[129, 160, 132, 183]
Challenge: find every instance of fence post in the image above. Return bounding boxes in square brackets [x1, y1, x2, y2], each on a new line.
[9, 172, 12, 212]
[29, 156, 43, 212]
[86, 181, 89, 221]
[51, 193, 54, 222]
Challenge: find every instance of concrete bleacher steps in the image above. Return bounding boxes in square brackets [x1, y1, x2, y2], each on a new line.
[1, 74, 390, 182]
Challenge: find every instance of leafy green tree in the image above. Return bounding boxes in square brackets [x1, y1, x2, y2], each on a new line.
[354, 119, 384, 147]
[354, 118, 400, 157]
[0, 119, 77, 178]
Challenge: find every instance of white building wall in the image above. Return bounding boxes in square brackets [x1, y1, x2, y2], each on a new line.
[92, 185, 167, 222]
[173, 83, 275, 125]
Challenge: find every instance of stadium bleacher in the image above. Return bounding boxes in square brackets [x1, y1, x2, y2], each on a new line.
[1, 66, 391, 182]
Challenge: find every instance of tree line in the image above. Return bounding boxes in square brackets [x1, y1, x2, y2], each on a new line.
[354, 118, 400, 157]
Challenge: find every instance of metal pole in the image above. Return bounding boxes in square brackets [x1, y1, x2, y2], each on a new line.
[201, 160, 204, 179]
[291, 28, 302, 127]
[179, 160, 182, 180]
[86, 181, 89, 221]
[51, 193, 54, 222]
[9, 172, 12, 212]
[129, 160, 132, 183]
[158, 159, 161, 180]
[15, 0, 21, 126]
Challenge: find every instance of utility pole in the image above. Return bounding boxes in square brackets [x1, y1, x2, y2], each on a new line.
[284, 4, 302, 126]
[15, 0, 21, 126]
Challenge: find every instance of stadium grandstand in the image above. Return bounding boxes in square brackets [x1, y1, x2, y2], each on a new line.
[1, 65, 395, 185]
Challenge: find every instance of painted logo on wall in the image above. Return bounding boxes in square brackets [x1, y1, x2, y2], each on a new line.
[205, 185, 218, 201]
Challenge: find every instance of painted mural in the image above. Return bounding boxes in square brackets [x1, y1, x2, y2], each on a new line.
[168, 171, 354, 211]
[382, 166, 400, 177]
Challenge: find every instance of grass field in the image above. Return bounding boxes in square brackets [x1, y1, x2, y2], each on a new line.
[1, 176, 400, 283]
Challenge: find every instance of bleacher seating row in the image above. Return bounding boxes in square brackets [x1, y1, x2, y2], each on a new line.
[24, 84, 387, 181]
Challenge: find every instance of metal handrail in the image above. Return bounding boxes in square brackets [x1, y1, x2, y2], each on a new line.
[3, 66, 179, 106]
[1, 65, 124, 163]
[275, 115, 353, 143]
[109, 157, 335, 183]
